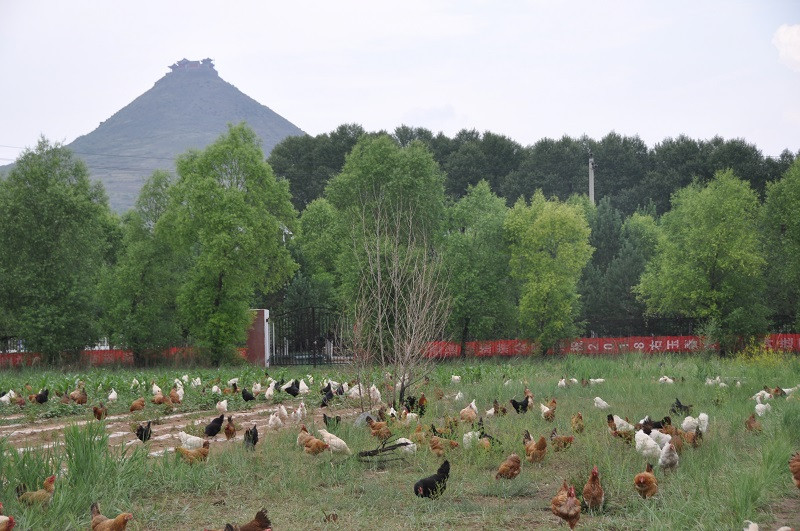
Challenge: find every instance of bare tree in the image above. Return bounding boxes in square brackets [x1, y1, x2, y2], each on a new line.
[345, 193, 450, 410]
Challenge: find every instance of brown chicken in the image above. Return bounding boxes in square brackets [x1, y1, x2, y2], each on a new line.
[235, 508, 272, 531]
[93, 403, 108, 421]
[304, 437, 329, 455]
[679, 427, 702, 448]
[523, 430, 547, 464]
[634, 463, 658, 498]
[297, 425, 314, 447]
[550, 428, 574, 451]
[410, 424, 427, 444]
[418, 392, 428, 410]
[745, 413, 762, 432]
[129, 397, 145, 412]
[224, 416, 236, 440]
[495, 453, 521, 479]
[90, 502, 133, 531]
[17, 475, 56, 506]
[429, 436, 458, 457]
[61, 393, 72, 405]
[169, 387, 182, 405]
[493, 399, 507, 416]
[583, 465, 604, 510]
[551, 479, 569, 512]
[177, 441, 210, 464]
[151, 392, 172, 406]
[553, 485, 580, 529]
[366, 417, 391, 440]
[571, 412, 584, 434]
[69, 383, 86, 403]
[789, 452, 800, 489]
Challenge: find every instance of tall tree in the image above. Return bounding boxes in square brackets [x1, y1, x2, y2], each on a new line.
[504, 191, 593, 351]
[160, 123, 297, 363]
[442, 180, 516, 347]
[0, 139, 115, 362]
[762, 158, 800, 328]
[501, 136, 587, 202]
[637, 170, 767, 351]
[101, 170, 184, 363]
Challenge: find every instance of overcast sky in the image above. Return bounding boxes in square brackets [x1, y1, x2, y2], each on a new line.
[1, 1, 799, 168]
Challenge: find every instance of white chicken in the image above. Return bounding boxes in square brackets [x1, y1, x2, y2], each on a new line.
[264, 381, 275, 400]
[635, 429, 662, 461]
[539, 402, 555, 419]
[107, 388, 118, 403]
[177, 431, 204, 450]
[658, 441, 680, 471]
[191, 377, 202, 388]
[648, 429, 672, 449]
[451, 375, 461, 383]
[613, 415, 635, 432]
[462, 431, 480, 449]
[594, 397, 610, 409]
[658, 376, 674, 384]
[454, 391, 465, 401]
[277, 404, 289, 422]
[751, 390, 772, 402]
[292, 402, 307, 421]
[681, 412, 709, 433]
[755, 395, 771, 417]
[369, 384, 382, 403]
[557, 378, 567, 388]
[227, 378, 239, 386]
[252, 382, 262, 394]
[151, 383, 162, 396]
[395, 437, 417, 453]
[211, 385, 222, 395]
[298, 379, 310, 395]
[175, 387, 184, 402]
[0, 393, 11, 405]
[181, 374, 189, 383]
[317, 429, 352, 455]
[216, 399, 228, 414]
[267, 413, 283, 430]
[589, 378, 606, 385]
[485, 407, 496, 417]
[347, 383, 365, 399]
[130, 378, 140, 389]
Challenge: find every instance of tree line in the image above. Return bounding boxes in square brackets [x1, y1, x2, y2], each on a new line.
[1, 123, 798, 363]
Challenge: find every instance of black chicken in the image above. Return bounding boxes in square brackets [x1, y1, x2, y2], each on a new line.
[320, 389, 334, 407]
[285, 379, 300, 397]
[204, 414, 225, 437]
[335, 383, 345, 396]
[243, 425, 259, 450]
[414, 460, 450, 499]
[242, 388, 255, 402]
[323, 413, 341, 429]
[136, 420, 152, 442]
[35, 388, 49, 404]
[320, 382, 332, 395]
[510, 397, 529, 414]
[670, 398, 692, 415]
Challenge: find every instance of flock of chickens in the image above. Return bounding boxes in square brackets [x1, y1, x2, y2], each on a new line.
[2, 370, 800, 530]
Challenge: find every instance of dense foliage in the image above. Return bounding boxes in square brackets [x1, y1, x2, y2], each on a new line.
[1, 124, 798, 363]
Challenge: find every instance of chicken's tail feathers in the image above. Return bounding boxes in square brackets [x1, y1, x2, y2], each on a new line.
[255, 508, 271, 527]
[90, 502, 101, 518]
[438, 460, 451, 477]
[523, 429, 532, 443]
[15, 483, 27, 497]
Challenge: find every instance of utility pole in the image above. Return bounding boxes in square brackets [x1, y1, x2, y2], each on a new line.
[588, 151, 596, 204]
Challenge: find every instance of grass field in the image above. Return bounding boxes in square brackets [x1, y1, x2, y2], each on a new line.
[1, 352, 799, 530]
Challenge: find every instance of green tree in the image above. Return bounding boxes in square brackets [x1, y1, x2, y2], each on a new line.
[442, 180, 516, 348]
[504, 191, 593, 351]
[160, 123, 298, 363]
[0, 139, 115, 362]
[637, 170, 768, 351]
[501, 136, 587, 202]
[762, 158, 800, 328]
[101, 170, 184, 363]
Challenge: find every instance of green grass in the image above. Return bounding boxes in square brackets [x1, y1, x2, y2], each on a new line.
[0, 354, 799, 529]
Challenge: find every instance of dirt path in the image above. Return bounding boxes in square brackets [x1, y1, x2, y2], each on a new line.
[0, 398, 333, 458]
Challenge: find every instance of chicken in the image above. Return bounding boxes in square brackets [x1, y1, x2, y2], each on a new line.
[634, 463, 658, 498]
[571, 412, 584, 434]
[284, 379, 300, 397]
[323, 413, 341, 429]
[540, 402, 556, 422]
[495, 453, 521, 479]
[177, 441, 210, 464]
[460, 400, 478, 422]
[594, 396, 610, 409]
[93, 403, 108, 421]
[205, 414, 225, 438]
[429, 436, 458, 457]
[635, 430, 661, 461]
[224, 416, 236, 440]
[647, 428, 672, 449]
[169, 387, 182, 405]
[216, 400, 228, 414]
[69, 383, 85, 403]
[0, 513, 14, 531]
[523, 431, 547, 464]
[135, 421, 152, 442]
[659, 442, 679, 472]
[317, 429, 352, 455]
[510, 397, 529, 414]
[610, 414, 634, 433]
[266, 413, 282, 430]
[550, 479, 569, 514]
[151, 392, 172, 406]
[34, 389, 49, 404]
[17, 475, 56, 506]
[366, 416, 391, 440]
[744, 413, 761, 431]
[553, 485, 580, 529]
[679, 427, 703, 448]
[90, 502, 133, 531]
[178, 431, 204, 450]
[550, 428, 574, 451]
[297, 424, 314, 447]
[303, 436, 329, 455]
[277, 404, 289, 422]
[242, 388, 255, 402]
[411, 424, 427, 444]
[129, 397, 145, 412]
[755, 395, 772, 417]
[414, 460, 449, 499]
[788, 452, 800, 489]
[217, 508, 272, 531]
[583, 466, 604, 510]
[681, 413, 709, 433]
[243, 425, 259, 451]
[395, 437, 417, 453]
[670, 398, 692, 415]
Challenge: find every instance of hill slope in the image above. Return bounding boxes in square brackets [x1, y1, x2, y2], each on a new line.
[58, 60, 304, 212]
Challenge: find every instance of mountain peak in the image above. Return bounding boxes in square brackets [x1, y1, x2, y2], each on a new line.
[63, 60, 304, 212]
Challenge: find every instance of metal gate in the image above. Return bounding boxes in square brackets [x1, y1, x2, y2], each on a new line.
[268, 306, 351, 366]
